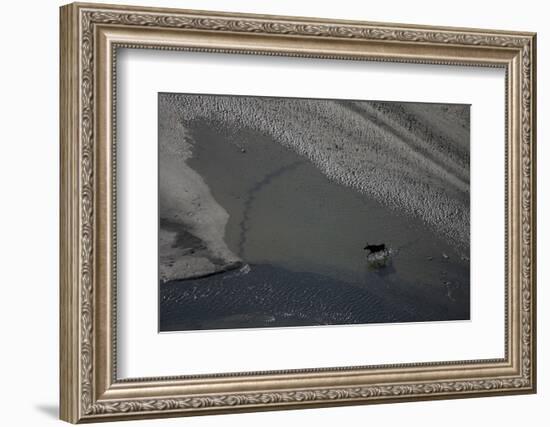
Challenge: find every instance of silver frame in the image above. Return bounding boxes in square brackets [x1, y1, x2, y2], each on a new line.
[60, 2, 537, 423]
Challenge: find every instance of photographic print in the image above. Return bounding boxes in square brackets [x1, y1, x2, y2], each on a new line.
[158, 93, 470, 332]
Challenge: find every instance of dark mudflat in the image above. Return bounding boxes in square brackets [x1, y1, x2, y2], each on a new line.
[160, 264, 467, 332]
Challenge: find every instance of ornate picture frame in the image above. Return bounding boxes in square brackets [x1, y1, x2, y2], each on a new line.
[60, 2, 536, 423]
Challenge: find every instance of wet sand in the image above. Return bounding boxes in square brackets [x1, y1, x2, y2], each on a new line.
[160, 94, 470, 250]
[160, 264, 455, 332]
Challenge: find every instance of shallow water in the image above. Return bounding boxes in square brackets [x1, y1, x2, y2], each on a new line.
[160, 264, 458, 332]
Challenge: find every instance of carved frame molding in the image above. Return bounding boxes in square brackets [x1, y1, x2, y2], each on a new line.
[60, 2, 536, 423]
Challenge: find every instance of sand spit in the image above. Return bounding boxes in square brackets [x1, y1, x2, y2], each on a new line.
[158, 100, 241, 281]
[160, 94, 470, 252]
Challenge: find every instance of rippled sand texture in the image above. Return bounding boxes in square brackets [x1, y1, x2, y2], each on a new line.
[158, 93, 470, 331]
